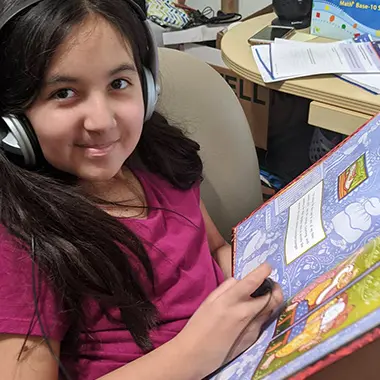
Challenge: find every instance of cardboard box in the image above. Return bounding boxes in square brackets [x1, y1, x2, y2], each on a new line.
[311, 0, 380, 40]
[217, 66, 269, 150]
[182, 44, 270, 150]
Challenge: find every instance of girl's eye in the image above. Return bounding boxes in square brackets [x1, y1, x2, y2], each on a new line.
[111, 79, 129, 90]
[53, 89, 75, 100]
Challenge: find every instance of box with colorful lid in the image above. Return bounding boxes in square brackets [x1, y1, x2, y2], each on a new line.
[311, 0, 380, 40]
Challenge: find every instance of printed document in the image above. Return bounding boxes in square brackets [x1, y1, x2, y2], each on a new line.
[252, 40, 380, 83]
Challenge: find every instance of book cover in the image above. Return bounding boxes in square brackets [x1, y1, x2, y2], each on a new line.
[311, 0, 380, 40]
[213, 112, 380, 379]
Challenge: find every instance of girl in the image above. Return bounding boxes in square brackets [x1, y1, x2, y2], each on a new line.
[0, 1, 283, 379]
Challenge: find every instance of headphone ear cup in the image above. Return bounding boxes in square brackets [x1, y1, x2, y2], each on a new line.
[0, 114, 41, 167]
[143, 66, 158, 121]
[19, 115, 43, 165]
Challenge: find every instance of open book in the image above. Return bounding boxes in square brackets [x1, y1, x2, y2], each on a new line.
[213, 113, 380, 379]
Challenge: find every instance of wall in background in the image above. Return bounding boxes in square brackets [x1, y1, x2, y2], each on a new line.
[186, 0, 271, 18]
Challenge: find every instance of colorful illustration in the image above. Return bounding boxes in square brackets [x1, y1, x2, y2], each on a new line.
[252, 241, 380, 379]
[263, 249, 361, 352]
[210, 114, 380, 380]
[338, 154, 368, 200]
[311, 0, 380, 40]
[258, 292, 353, 372]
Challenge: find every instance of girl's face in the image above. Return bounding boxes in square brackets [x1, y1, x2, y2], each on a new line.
[26, 15, 145, 181]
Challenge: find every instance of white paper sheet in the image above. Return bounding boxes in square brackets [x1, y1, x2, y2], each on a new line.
[252, 38, 380, 92]
[271, 41, 380, 78]
[274, 38, 380, 94]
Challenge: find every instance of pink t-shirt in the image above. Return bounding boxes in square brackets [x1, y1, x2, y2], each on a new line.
[0, 170, 225, 379]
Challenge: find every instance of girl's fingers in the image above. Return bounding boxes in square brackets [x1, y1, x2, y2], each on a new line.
[203, 277, 238, 304]
[227, 263, 273, 302]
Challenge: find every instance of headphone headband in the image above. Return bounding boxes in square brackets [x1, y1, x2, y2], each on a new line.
[0, 0, 43, 31]
[0, 0, 158, 84]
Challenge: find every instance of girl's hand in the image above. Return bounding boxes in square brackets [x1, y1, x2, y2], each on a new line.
[177, 263, 283, 377]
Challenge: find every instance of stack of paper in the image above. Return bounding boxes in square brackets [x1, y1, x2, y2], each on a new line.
[339, 34, 380, 94]
[252, 36, 380, 94]
[338, 73, 380, 94]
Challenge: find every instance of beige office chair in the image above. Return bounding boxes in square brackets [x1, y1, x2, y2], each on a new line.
[156, 48, 262, 240]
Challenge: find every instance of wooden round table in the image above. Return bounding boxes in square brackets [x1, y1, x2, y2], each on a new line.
[221, 13, 380, 117]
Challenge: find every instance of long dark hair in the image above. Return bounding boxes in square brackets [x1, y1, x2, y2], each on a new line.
[0, 0, 202, 370]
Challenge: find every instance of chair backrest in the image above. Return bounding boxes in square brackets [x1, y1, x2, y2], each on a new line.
[156, 47, 262, 240]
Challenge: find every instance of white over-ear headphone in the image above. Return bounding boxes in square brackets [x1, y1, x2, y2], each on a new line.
[0, 0, 160, 167]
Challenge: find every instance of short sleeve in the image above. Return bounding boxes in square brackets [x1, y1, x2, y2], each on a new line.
[0, 227, 68, 341]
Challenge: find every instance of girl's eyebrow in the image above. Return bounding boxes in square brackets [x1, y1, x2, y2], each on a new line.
[109, 62, 136, 76]
[44, 62, 137, 87]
